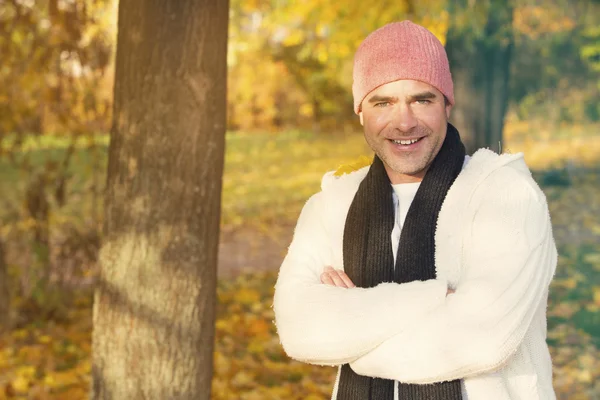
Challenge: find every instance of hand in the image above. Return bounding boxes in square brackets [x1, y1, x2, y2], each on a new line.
[446, 287, 455, 296]
[320, 266, 356, 288]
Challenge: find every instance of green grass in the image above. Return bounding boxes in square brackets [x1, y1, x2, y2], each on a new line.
[548, 243, 600, 346]
[2, 128, 599, 231]
[222, 130, 370, 229]
[0, 131, 372, 231]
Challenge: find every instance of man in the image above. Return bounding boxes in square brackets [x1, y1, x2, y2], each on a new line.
[273, 21, 557, 399]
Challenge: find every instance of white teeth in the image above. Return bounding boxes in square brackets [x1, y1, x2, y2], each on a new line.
[393, 138, 419, 145]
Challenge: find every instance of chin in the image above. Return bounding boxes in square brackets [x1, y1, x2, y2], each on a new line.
[397, 168, 425, 177]
[386, 163, 422, 175]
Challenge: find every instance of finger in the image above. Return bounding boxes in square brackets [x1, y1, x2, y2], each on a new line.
[338, 271, 355, 288]
[321, 272, 335, 285]
[329, 271, 348, 288]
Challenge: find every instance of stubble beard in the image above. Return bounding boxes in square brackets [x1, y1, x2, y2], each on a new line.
[365, 126, 441, 178]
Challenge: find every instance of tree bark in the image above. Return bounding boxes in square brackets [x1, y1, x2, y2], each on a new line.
[92, 1, 228, 399]
[0, 238, 10, 332]
[446, 0, 514, 154]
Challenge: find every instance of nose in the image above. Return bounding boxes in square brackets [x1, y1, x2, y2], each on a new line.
[391, 103, 418, 132]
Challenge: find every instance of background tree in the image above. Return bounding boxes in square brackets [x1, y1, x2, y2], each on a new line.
[445, 0, 514, 153]
[510, 1, 599, 126]
[91, 0, 228, 398]
[0, 0, 114, 314]
[445, 0, 599, 153]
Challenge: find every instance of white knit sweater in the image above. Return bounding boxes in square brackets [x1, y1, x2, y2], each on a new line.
[273, 149, 557, 399]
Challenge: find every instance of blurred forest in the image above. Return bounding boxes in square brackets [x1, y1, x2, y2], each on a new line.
[1, 0, 600, 398]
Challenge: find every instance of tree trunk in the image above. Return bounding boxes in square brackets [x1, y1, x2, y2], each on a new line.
[446, 0, 514, 154]
[92, 1, 228, 399]
[0, 238, 10, 332]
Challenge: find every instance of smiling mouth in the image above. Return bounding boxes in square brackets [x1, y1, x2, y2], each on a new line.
[390, 137, 423, 145]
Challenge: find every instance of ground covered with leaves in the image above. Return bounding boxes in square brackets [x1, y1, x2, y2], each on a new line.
[1, 260, 600, 399]
[1, 129, 600, 399]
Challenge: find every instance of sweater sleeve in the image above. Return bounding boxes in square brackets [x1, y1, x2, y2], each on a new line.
[349, 168, 557, 383]
[273, 191, 448, 366]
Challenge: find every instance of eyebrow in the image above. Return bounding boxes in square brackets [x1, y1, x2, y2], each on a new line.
[367, 91, 439, 105]
[367, 95, 398, 104]
[407, 91, 437, 101]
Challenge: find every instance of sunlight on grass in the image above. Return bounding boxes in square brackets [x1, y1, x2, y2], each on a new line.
[504, 121, 600, 169]
[0, 131, 372, 233]
[1, 122, 598, 233]
[222, 131, 371, 230]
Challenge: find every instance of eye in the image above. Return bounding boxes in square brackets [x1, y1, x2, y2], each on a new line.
[374, 102, 390, 108]
[415, 99, 431, 105]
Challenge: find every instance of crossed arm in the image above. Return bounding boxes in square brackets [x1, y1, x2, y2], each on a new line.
[273, 194, 449, 365]
[273, 172, 556, 384]
[320, 266, 455, 295]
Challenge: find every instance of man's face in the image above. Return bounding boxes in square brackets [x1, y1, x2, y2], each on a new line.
[359, 79, 452, 184]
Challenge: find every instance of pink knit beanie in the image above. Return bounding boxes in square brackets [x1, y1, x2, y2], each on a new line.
[352, 21, 454, 114]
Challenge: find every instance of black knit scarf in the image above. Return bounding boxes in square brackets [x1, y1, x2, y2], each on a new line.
[336, 123, 465, 400]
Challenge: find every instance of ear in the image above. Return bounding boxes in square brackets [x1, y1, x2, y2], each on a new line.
[359, 111, 364, 126]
